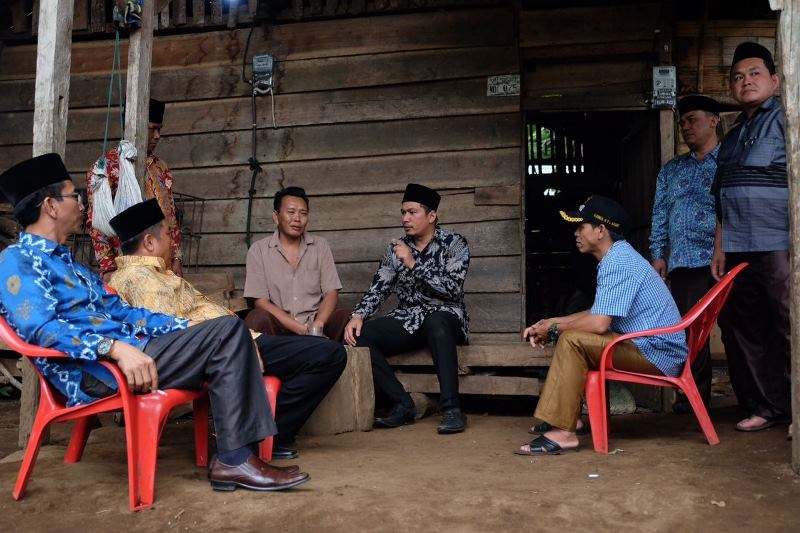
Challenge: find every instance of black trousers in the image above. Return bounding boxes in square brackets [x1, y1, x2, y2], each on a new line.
[356, 312, 464, 411]
[669, 266, 715, 405]
[718, 251, 791, 419]
[255, 334, 346, 444]
[144, 316, 276, 452]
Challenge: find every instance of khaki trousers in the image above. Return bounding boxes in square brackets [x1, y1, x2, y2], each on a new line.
[534, 330, 662, 432]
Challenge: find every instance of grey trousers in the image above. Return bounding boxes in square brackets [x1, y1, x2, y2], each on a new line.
[144, 316, 277, 451]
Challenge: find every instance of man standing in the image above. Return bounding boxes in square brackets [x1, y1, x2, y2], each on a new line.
[519, 196, 687, 455]
[244, 187, 349, 342]
[86, 98, 183, 280]
[650, 94, 720, 410]
[0, 154, 308, 491]
[108, 199, 346, 459]
[344, 184, 470, 434]
[711, 42, 791, 432]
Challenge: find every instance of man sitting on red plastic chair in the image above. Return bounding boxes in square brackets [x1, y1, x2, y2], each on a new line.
[0, 153, 309, 491]
[107, 199, 346, 460]
[517, 196, 688, 456]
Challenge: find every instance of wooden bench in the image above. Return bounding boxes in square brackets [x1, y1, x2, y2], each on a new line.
[387, 342, 554, 414]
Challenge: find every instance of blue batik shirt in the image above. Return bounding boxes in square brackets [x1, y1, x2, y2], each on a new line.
[0, 232, 188, 406]
[649, 144, 719, 272]
[591, 240, 688, 377]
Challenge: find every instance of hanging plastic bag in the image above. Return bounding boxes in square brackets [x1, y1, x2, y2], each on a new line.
[114, 140, 143, 214]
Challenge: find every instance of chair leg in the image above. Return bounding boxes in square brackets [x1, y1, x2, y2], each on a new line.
[64, 415, 95, 463]
[682, 385, 720, 446]
[128, 399, 171, 512]
[13, 414, 52, 500]
[193, 396, 210, 467]
[258, 377, 281, 463]
[585, 372, 609, 454]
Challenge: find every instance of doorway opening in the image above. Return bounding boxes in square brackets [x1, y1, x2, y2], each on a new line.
[524, 110, 662, 325]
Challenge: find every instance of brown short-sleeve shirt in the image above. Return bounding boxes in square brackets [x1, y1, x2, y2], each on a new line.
[244, 231, 342, 326]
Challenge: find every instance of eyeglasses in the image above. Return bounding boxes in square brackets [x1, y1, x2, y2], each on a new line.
[37, 191, 83, 207]
[54, 192, 83, 204]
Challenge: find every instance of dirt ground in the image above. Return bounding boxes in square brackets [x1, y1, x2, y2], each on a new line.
[0, 399, 797, 533]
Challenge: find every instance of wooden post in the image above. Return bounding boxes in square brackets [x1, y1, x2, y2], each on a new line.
[21, 0, 75, 449]
[124, 0, 154, 192]
[770, 0, 800, 474]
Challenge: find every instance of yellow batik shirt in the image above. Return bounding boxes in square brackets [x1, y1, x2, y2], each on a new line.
[108, 255, 259, 340]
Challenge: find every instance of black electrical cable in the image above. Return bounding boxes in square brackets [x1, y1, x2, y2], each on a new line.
[242, 24, 255, 85]
[242, 23, 261, 249]
[245, 87, 262, 250]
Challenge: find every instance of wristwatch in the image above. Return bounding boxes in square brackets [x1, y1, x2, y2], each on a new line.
[97, 337, 115, 358]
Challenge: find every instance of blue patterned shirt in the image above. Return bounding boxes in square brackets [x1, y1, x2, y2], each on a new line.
[649, 145, 719, 272]
[353, 228, 470, 341]
[0, 232, 188, 406]
[591, 240, 687, 377]
[713, 96, 788, 252]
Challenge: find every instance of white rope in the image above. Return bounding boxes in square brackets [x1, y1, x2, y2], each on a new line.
[89, 140, 143, 236]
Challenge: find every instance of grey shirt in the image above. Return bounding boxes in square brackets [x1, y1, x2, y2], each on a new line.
[713, 96, 788, 253]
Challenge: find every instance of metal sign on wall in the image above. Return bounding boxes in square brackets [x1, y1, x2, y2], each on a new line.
[487, 75, 520, 96]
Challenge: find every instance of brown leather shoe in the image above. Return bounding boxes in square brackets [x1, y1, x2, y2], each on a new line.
[208, 454, 309, 492]
[272, 463, 300, 473]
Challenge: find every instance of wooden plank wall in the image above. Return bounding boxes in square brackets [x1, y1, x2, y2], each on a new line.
[677, 19, 777, 105]
[519, 2, 667, 112]
[0, 6, 524, 337]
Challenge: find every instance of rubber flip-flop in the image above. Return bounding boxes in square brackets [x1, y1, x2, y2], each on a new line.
[735, 416, 782, 432]
[529, 421, 589, 436]
[514, 435, 579, 456]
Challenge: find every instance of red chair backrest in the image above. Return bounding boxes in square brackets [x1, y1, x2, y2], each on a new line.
[682, 263, 747, 368]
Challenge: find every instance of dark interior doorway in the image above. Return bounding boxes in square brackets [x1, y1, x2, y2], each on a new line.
[524, 110, 663, 324]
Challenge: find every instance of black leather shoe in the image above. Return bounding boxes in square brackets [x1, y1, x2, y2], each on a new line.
[272, 444, 299, 460]
[437, 408, 466, 434]
[374, 403, 416, 428]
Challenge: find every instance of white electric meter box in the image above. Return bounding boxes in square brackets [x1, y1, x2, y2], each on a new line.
[652, 66, 677, 108]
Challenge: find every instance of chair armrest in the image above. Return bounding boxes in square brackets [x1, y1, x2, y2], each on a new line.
[598, 319, 690, 372]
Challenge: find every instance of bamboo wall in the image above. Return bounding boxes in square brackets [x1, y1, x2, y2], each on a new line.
[0, 5, 523, 338]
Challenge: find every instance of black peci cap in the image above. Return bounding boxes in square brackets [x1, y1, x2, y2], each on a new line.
[0, 153, 71, 207]
[109, 198, 165, 243]
[402, 183, 441, 211]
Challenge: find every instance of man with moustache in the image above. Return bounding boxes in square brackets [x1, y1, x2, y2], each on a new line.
[518, 196, 686, 455]
[344, 184, 470, 434]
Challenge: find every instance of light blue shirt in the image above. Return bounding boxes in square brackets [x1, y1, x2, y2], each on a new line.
[0, 232, 187, 406]
[649, 145, 719, 272]
[591, 240, 688, 377]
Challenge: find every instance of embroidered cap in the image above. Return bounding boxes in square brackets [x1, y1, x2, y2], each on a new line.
[149, 98, 165, 124]
[559, 195, 629, 235]
[678, 95, 720, 117]
[0, 153, 72, 207]
[402, 183, 441, 210]
[110, 198, 165, 243]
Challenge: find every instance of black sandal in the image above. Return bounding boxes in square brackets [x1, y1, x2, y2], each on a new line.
[514, 435, 579, 456]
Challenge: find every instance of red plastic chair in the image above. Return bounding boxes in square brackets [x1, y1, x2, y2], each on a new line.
[259, 376, 281, 462]
[0, 315, 210, 511]
[584, 262, 747, 454]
